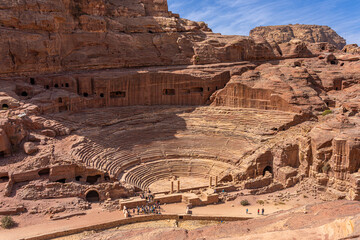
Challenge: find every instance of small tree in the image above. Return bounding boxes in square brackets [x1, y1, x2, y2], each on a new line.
[322, 110, 333, 116]
[1, 216, 15, 229]
[240, 199, 250, 206]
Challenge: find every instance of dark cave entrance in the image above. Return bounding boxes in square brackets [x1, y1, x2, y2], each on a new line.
[263, 166, 273, 176]
[220, 174, 233, 183]
[86, 190, 100, 202]
[86, 175, 101, 184]
[38, 168, 50, 177]
[0, 176, 9, 182]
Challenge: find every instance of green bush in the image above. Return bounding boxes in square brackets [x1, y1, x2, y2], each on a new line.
[322, 163, 331, 173]
[322, 110, 333, 116]
[1, 216, 15, 229]
[240, 199, 250, 206]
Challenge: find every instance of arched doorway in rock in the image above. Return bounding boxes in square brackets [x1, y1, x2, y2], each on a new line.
[21, 91, 28, 97]
[2, 104, 9, 110]
[86, 190, 100, 202]
[30, 78, 35, 85]
[220, 174, 233, 183]
[263, 166, 272, 176]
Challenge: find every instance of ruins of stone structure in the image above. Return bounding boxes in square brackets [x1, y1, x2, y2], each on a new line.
[0, 0, 359, 232]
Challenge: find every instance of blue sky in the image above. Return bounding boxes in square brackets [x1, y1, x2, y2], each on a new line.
[168, 0, 360, 45]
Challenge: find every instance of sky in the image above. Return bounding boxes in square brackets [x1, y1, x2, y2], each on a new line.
[167, 0, 360, 45]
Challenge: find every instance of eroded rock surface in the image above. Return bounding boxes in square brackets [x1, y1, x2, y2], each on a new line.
[0, 0, 359, 238]
[250, 24, 347, 49]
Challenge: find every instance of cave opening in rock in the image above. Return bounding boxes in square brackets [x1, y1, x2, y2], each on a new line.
[45, 85, 50, 89]
[330, 60, 337, 65]
[65, 83, 69, 87]
[191, 87, 203, 93]
[0, 151, 4, 157]
[220, 174, 233, 183]
[54, 84, 59, 88]
[21, 91, 28, 97]
[38, 168, 50, 177]
[100, 93, 104, 98]
[2, 104, 9, 110]
[30, 78, 35, 85]
[0, 176, 9, 182]
[104, 173, 110, 181]
[163, 89, 175, 95]
[86, 190, 100, 202]
[263, 166, 272, 176]
[55, 178, 66, 183]
[75, 176, 82, 181]
[58, 98, 63, 103]
[110, 91, 126, 98]
[86, 175, 101, 184]
[83, 92, 89, 97]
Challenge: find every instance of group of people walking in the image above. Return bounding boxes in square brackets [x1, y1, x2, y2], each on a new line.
[245, 208, 265, 215]
[123, 190, 162, 218]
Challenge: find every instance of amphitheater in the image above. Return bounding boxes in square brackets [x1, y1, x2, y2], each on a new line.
[1, 0, 360, 239]
[55, 104, 296, 193]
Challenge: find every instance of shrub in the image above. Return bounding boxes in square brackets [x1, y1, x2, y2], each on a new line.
[322, 163, 331, 173]
[303, 195, 308, 198]
[1, 216, 15, 229]
[322, 110, 333, 116]
[256, 200, 265, 205]
[240, 199, 250, 206]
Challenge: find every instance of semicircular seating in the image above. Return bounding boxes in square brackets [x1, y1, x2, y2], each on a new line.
[121, 158, 240, 190]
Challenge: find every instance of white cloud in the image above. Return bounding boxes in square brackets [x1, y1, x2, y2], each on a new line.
[168, 0, 360, 44]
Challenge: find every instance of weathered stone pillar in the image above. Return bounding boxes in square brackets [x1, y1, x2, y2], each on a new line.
[209, 176, 213, 187]
[177, 180, 180, 192]
[171, 181, 174, 193]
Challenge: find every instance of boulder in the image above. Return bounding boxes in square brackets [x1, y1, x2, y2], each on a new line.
[23, 142, 38, 155]
[41, 129, 56, 138]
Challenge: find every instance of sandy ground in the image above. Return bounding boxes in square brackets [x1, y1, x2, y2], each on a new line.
[0, 183, 324, 240]
[149, 177, 208, 193]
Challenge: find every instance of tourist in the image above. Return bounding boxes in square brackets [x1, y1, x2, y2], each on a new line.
[246, 208, 248, 214]
[262, 208, 264, 215]
[132, 208, 135, 215]
[257, 209, 260, 215]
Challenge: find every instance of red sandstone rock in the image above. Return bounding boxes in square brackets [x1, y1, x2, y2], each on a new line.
[250, 24, 347, 49]
[23, 142, 38, 155]
[0, 1, 359, 238]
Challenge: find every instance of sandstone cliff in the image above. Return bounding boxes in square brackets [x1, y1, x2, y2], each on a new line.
[0, 0, 281, 76]
[250, 24, 346, 49]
